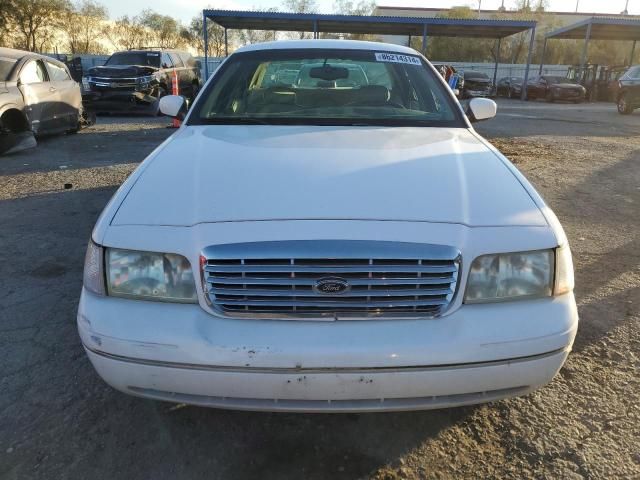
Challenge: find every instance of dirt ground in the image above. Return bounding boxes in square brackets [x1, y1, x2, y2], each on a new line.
[0, 101, 639, 479]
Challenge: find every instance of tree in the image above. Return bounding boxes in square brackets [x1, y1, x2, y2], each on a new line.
[188, 16, 228, 56]
[425, 7, 494, 61]
[283, 0, 318, 13]
[104, 15, 148, 51]
[282, 0, 318, 39]
[60, 0, 108, 54]
[6, 0, 71, 51]
[139, 9, 185, 49]
[331, 0, 377, 40]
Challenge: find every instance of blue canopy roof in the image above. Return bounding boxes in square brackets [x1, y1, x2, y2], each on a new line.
[203, 9, 536, 39]
[545, 16, 640, 41]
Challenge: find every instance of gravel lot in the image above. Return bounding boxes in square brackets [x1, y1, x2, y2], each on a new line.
[1, 101, 639, 479]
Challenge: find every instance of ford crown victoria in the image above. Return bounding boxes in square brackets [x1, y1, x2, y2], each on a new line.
[78, 40, 577, 412]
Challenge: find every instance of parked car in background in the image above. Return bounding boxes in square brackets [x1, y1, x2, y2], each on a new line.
[615, 65, 640, 115]
[82, 49, 201, 114]
[526, 75, 586, 103]
[461, 71, 495, 99]
[1, 47, 85, 155]
[79, 40, 577, 413]
[496, 76, 523, 98]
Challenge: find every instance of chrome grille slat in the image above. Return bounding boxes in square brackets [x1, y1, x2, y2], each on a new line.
[204, 264, 457, 274]
[205, 276, 454, 286]
[213, 299, 450, 308]
[201, 241, 460, 319]
[209, 287, 452, 297]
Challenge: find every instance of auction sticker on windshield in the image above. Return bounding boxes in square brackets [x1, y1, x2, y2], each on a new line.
[374, 53, 421, 65]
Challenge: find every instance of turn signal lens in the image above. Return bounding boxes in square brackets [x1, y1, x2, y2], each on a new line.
[83, 240, 105, 295]
[554, 244, 575, 296]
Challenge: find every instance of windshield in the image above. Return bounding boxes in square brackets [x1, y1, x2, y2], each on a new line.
[105, 52, 161, 67]
[190, 49, 463, 127]
[464, 72, 489, 80]
[0, 58, 17, 81]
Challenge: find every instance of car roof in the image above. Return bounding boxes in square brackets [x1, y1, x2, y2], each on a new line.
[0, 47, 38, 61]
[118, 49, 188, 54]
[0, 48, 67, 68]
[234, 39, 419, 55]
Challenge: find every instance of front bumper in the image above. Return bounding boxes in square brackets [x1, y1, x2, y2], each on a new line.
[78, 289, 578, 412]
[82, 89, 158, 111]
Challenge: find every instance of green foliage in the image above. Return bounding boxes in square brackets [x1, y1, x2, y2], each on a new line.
[3, 0, 72, 51]
[139, 9, 185, 49]
[60, 0, 108, 54]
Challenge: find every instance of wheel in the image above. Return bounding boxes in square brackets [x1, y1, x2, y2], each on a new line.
[149, 87, 167, 116]
[617, 94, 634, 115]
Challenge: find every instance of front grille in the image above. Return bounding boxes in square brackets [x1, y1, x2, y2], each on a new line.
[202, 241, 460, 319]
[90, 77, 138, 91]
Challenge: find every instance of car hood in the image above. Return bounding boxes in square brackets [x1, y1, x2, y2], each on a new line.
[87, 65, 157, 77]
[112, 126, 547, 227]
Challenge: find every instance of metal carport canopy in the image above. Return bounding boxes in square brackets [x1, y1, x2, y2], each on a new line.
[545, 16, 640, 41]
[203, 10, 535, 38]
[541, 17, 640, 75]
[202, 9, 537, 100]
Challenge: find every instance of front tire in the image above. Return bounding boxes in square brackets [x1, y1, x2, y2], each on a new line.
[617, 94, 634, 115]
[149, 87, 167, 117]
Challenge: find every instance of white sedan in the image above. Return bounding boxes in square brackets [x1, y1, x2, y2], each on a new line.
[78, 40, 577, 412]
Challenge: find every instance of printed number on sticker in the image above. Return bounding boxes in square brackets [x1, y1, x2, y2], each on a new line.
[375, 53, 421, 65]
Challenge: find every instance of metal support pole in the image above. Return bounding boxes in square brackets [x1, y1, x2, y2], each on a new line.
[493, 37, 501, 86]
[224, 28, 228, 57]
[421, 24, 428, 56]
[630, 40, 637, 64]
[313, 20, 318, 39]
[579, 21, 592, 72]
[203, 13, 209, 79]
[408, 35, 411, 48]
[539, 38, 547, 75]
[521, 25, 536, 100]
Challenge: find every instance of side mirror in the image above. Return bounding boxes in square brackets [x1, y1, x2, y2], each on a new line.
[467, 98, 497, 123]
[159, 95, 187, 119]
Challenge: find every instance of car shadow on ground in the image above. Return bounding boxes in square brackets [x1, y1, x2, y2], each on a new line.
[0, 185, 480, 480]
[564, 152, 640, 353]
[0, 119, 173, 176]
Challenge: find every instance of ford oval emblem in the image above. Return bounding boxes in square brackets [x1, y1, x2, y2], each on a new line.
[314, 277, 350, 295]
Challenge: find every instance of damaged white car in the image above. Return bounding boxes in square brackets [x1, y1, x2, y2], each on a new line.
[79, 40, 577, 412]
[0, 47, 86, 155]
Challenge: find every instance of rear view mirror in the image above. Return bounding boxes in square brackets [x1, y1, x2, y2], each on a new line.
[467, 98, 497, 123]
[159, 95, 187, 119]
[309, 65, 349, 81]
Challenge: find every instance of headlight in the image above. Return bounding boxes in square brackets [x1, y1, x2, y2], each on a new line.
[464, 250, 554, 304]
[138, 75, 155, 86]
[106, 248, 197, 303]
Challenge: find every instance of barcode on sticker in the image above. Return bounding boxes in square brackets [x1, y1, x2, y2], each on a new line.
[375, 53, 421, 65]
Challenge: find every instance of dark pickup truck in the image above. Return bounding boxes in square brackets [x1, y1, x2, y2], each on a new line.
[82, 49, 201, 114]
